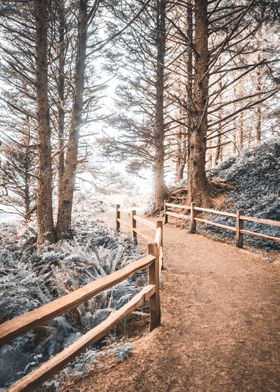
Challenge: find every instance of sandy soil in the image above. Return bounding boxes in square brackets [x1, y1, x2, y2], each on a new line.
[73, 210, 280, 392]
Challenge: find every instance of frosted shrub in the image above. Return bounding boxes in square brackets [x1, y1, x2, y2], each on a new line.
[0, 218, 146, 389]
[208, 140, 280, 250]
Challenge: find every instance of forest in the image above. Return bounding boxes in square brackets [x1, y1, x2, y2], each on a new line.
[0, 0, 280, 391]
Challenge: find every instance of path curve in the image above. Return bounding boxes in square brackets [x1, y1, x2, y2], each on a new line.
[77, 210, 280, 392]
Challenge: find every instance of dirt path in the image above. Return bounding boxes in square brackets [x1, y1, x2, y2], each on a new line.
[77, 211, 280, 392]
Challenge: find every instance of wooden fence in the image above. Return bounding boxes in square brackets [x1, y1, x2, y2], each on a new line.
[164, 201, 280, 248]
[0, 217, 162, 391]
[116, 204, 164, 270]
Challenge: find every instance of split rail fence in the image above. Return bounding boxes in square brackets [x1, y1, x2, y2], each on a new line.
[116, 204, 164, 270]
[0, 213, 162, 392]
[164, 201, 280, 247]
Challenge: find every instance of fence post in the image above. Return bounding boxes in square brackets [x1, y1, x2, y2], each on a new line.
[156, 220, 163, 270]
[131, 210, 137, 244]
[235, 210, 244, 248]
[163, 200, 168, 224]
[116, 204, 120, 233]
[148, 243, 161, 330]
[190, 202, 196, 233]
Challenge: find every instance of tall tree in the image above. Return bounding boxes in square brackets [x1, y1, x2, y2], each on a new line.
[154, 0, 169, 208]
[187, 0, 210, 205]
[34, 0, 56, 243]
[56, 0, 102, 238]
[0, 0, 103, 241]
[101, 0, 170, 209]
[0, 116, 36, 221]
[169, 0, 279, 203]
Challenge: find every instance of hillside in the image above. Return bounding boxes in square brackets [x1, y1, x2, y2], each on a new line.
[207, 141, 280, 249]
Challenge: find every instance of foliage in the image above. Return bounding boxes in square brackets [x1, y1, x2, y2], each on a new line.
[208, 140, 280, 249]
[0, 217, 146, 389]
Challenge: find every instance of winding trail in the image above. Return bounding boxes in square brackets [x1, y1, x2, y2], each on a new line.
[77, 210, 280, 392]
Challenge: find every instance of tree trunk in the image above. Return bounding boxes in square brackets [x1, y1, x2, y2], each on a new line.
[186, 0, 193, 180]
[24, 170, 31, 223]
[56, 0, 87, 239]
[57, 0, 66, 215]
[187, 0, 211, 206]
[154, 0, 168, 209]
[175, 2, 193, 183]
[175, 97, 187, 182]
[214, 57, 223, 165]
[207, 139, 213, 168]
[239, 109, 244, 149]
[256, 104, 262, 142]
[214, 127, 222, 165]
[23, 117, 31, 223]
[34, 0, 55, 244]
[175, 121, 187, 182]
[256, 54, 262, 142]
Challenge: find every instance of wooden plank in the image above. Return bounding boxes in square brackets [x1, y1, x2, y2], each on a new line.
[241, 229, 280, 243]
[163, 200, 168, 224]
[134, 216, 156, 230]
[190, 202, 196, 233]
[117, 219, 131, 229]
[235, 210, 244, 248]
[133, 229, 154, 243]
[165, 202, 190, 209]
[159, 246, 163, 272]
[7, 285, 156, 392]
[131, 210, 137, 243]
[193, 207, 280, 227]
[240, 215, 280, 228]
[148, 244, 160, 330]
[166, 211, 190, 220]
[194, 207, 236, 218]
[116, 204, 120, 232]
[154, 227, 161, 247]
[0, 255, 155, 347]
[155, 221, 163, 271]
[195, 218, 236, 232]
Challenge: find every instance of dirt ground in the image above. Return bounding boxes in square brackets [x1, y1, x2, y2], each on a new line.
[73, 211, 280, 392]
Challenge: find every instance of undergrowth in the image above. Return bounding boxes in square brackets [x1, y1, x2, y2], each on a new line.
[208, 140, 280, 250]
[0, 204, 147, 390]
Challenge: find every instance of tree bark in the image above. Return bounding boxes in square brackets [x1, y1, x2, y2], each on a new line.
[175, 121, 187, 182]
[175, 90, 187, 182]
[256, 54, 262, 142]
[187, 0, 211, 206]
[34, 0, 55, 244]
[154, 0, 168, 209]
[175, 2, 193, 183]
[57, 0, 66, 216]
[186, 0, 193, 179]
[23, 116, 32, 223]
[214, 57, 223, 165]
[239, 109, 244, 149]
[56, 0, 87, 239]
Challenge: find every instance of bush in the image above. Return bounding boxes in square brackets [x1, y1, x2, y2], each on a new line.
[208, 140, 280, 250]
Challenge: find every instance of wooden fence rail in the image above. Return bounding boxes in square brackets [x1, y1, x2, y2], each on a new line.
[164, 201, 280, 248]
[1, 237, 161, 391]
[115, 205, 164, 270]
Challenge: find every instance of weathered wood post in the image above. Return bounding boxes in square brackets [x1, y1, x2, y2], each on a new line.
[156, 220, 163, 270]
[148, 243, 161, 330]
[190, 202, 196, 233]
[131, 210, 137, 244]
[163, 200, 168, 224]
[116, 204, 120, 233]
[235, 210, 244, 248]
